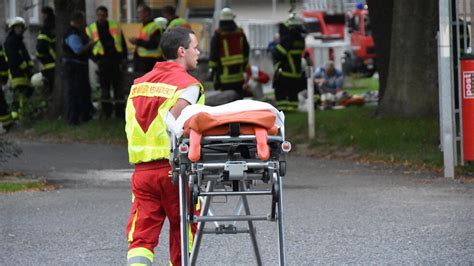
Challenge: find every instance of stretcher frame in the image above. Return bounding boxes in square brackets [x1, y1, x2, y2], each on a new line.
[171, 123, 290, 266]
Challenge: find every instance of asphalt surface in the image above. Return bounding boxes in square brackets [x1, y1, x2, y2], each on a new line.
[1, 139, 473, 265]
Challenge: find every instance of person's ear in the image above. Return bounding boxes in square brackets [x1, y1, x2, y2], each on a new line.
[177, 46, 185, 57]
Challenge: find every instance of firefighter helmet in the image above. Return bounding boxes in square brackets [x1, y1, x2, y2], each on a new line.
[286, 13, 302, 27]
[220, 8, 235, 21]
[154, 17, 168, 29]
[7, 16, 26, 29]
[30, 72, 44, 88]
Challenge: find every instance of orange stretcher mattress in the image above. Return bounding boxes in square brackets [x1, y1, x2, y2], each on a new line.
[182, 110, 279, 162]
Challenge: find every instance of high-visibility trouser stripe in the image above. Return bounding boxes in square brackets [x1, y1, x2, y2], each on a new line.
[0, 114, 13, 126]
[0, 71, 7, 77]
[188, 224, 194, 251]
[277, 100, 298, 106]
[127, 207, 138, 242]
[127, 247, 153, 266]
[43, 62, 55, 70]
[10, 77, 30, 87]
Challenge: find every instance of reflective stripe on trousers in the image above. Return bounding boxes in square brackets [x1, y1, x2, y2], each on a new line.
[127, 247, 153, 266]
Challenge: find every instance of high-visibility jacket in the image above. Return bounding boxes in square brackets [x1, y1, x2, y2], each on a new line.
[4, 32, 33, 88]
[0, 45, 8, 84]
[209, 28, 249, 84]
[272, 30, 305, 79]
[168, 17, 191, 29]
[125, 61, 205, 164]
[136, 21, 162, 58]
[86, 20, 124, 57]
[36, 27, 56, 71]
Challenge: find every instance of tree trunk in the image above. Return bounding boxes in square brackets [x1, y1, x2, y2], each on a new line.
[377, 0, 439, 118]
[48, 0, 86, 118]
[366, 0, 393, 105]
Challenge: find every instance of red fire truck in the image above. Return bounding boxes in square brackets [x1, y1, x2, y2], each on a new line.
[301, 3, 376, 76]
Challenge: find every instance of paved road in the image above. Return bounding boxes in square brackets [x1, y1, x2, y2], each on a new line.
[1, 139, 473, 265]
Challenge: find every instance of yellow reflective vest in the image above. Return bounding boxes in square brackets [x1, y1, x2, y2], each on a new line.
[86, 20, 124, 56]
[136, 21, 162, 58]
[125, 61, 205, 164]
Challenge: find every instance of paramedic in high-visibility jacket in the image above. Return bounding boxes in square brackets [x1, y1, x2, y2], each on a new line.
[209, 8, 249, 100]
[129, 4, 164, 73]
[125, 27, 205, 266]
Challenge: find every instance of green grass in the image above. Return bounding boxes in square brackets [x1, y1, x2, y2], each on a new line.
[345, 75, 379, 95]
[0, 180, 47, 193]
[27, 118, 126, 144]
[286, 105, 443, 167]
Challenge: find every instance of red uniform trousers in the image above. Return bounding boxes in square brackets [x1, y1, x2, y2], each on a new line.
[126, 160, 198, 265]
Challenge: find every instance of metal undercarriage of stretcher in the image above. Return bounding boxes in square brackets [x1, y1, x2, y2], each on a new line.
[171, 128, 291, 266]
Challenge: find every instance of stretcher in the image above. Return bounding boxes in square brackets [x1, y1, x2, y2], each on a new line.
[170, 100, 291, 265]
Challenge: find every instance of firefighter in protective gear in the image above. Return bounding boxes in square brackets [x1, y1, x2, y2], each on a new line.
[86, 5, 128, 119]
[272, 13, 307, 111]
[36, 6, 56, 99]
[0, 44, 15, 130]
[209, 8, 250, 100]
[125, 27, 204, 266]
[162, 5, 192, 29]
[4, 16, 33, 119]
[129, 4, 164, 73]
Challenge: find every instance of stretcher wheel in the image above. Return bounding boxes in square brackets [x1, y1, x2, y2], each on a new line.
[273, 181, 280, 202]
[279, 161, 286, 177]
[180, 163, 187, 178]
[172, 171, 179, 185]
[193, 184, 200, 204]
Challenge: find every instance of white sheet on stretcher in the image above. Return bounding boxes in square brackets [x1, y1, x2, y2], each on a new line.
[172, 100, 285, 138]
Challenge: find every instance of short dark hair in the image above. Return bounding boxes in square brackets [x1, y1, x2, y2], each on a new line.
[96, 5, 108, 14]
[70, 11, 85, 23]
[137, 4, 151, 14]
[41, 6, 55, 25]
[162, 5, 176, 16]
[160, 27, 195, 60]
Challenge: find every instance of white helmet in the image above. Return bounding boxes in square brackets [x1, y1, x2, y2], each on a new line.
[154, 17, 168, 29]
[30, 72, 44, 89]
[220, 8, 235, 21]
[7, 16, 26, 29]
[286, 13, 302, 27]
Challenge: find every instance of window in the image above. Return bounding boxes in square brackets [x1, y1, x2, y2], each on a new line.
[27, 0, 40, 25]
[7, 0, 17, 19]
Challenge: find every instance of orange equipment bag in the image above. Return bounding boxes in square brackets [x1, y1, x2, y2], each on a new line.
[182, 110, 278, 162]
